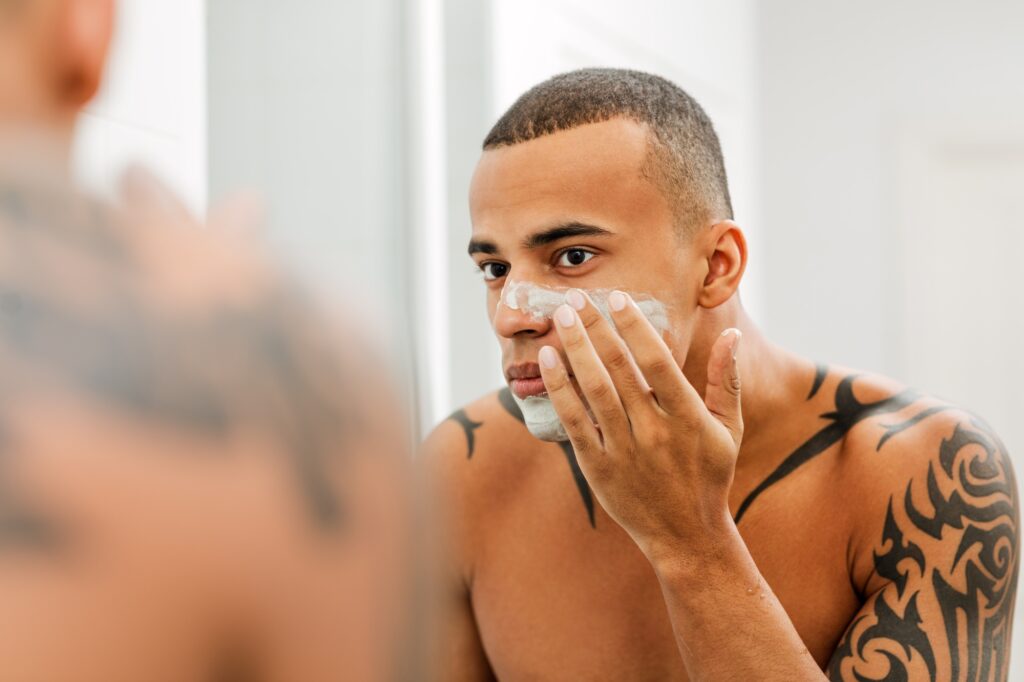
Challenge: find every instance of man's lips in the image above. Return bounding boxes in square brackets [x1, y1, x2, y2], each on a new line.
[510, 376, 547, 399]
[506, 362, 544, 399]
[506, 361, 573, 399]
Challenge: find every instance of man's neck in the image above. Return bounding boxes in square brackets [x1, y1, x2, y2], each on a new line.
[683, 303, 816, 461]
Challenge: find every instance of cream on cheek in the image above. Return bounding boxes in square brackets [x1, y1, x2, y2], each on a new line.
[497, 279, 672, 442]
[500, 279, 671, 333]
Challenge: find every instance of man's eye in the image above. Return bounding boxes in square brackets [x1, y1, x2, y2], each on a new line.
[481, 262, 509, 281]
[556, 248, 596, 268]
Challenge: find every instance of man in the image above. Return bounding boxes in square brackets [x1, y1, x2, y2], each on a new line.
[0, 1, 412, 680]
[424, 68, 1019, 680]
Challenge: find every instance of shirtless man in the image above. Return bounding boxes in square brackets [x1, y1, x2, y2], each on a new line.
[0, 1, 412, 680]
[424, 68, 1019, 680]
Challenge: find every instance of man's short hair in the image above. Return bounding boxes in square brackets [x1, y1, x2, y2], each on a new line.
[483, 68, 733, 233]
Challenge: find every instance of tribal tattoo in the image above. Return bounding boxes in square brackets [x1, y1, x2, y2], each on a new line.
[828, 417, 1019, 681]
[445, 388, 596, 528]
[449, 409, 483, 459]
[809, 362, 829, 400]
[496, 388, 595, 527]
[735, 372, 922, 523]
[730, 364, 1018, 679]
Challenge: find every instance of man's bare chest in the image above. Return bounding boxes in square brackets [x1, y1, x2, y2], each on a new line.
[467, 460, 863, 680]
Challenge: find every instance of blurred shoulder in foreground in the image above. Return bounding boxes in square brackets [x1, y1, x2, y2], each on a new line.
[0, 160, 416, 682]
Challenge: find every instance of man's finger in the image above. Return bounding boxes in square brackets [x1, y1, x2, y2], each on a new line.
[538, 345, 602, 458]
[704, 328, 743, 447]
[607, 291, 700, 415]
[551, 302, 631, 447]
[564, 288, 653, 417]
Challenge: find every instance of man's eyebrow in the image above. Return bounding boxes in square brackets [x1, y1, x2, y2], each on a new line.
[523, 222, 614, 249]
[467, 239, 498, 256]
[467, 222, 613, 257]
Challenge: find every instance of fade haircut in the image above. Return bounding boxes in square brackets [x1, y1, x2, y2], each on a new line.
[483, 68, 733, 234]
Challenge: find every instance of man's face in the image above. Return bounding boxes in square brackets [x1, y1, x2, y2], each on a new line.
[468, 118, 706, 434]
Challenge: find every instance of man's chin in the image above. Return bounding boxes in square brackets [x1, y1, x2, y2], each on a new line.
[510, 393, 570, 442]
[527, 422, 570, 442]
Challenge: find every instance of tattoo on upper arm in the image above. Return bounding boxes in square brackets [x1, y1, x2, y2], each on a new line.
[828, 419, 1019, 681]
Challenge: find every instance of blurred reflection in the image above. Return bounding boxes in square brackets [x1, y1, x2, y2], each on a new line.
[0, 2, 414, 680]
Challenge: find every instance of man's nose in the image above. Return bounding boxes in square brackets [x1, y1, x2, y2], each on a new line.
[492, 298, 552, 339]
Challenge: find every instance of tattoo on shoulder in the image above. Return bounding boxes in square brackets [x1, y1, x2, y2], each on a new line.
[736, 370, 925, 522]
[828, 418, 1019, 681]
[808, 362, 829, 400]
[446, 389, 596, 528]
[447, 409, 483, 459]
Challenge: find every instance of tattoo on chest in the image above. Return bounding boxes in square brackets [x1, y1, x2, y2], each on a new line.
[828, 419, 1019, 682]
[498, 388, 595, 527]
[446, 388, 596, 528]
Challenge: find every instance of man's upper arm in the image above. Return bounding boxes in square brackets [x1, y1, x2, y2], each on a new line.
[828, 416, 1019, 681]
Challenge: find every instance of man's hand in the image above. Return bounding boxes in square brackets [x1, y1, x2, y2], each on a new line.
[538, 289, 829, 679]
[537, 288, 743, 565]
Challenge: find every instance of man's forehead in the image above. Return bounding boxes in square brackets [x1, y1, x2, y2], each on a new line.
[472, 118, 650, 191]
[469, 118, 666, 238]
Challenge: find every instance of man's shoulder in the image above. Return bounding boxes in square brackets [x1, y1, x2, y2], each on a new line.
[828, 369, 1009, 490]
[819, 369, 1018, 579]
[791, 365, 1016, 530]
[812, 369, 1020, 655]
[421, 389, 563, 568]
[422, 388, 541, 471]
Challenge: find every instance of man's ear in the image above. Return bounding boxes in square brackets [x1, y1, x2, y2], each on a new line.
[54, 0, 114, 109]
[698, 220, 747, 308]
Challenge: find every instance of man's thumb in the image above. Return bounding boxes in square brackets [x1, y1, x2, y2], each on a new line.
[704, 328, 743, 447]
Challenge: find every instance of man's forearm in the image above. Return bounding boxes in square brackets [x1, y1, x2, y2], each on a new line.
[649, 518, 827, 681]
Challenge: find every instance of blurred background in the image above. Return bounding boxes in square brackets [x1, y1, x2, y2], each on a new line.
[75, 0, 1023, 668]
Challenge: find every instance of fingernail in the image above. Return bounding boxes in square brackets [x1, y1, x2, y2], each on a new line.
[722, 328, 742, 358]
[565, 289, 585, 311]
[609, 290, 627, 312]
[555, 304, 576, 328]
[539, 346, 558, 369]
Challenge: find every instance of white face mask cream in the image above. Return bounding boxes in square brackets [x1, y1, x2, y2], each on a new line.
[501, 280, 670, 332]
[499, 279, 671, 442]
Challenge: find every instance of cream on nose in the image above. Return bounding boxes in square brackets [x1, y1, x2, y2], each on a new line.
[492, 279, 553, 337]
[499, 279, 566, 321]
[496, 279, 672, 332]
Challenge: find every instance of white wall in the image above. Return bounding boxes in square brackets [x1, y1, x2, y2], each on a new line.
[206, 0, 409, 362]
[759, 1, 1024, 673]
[74, 0, 206, 214]
[437, 0, 761, 423]
[759, 0, 1024, 456]
[759, 0, 1024, 385]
